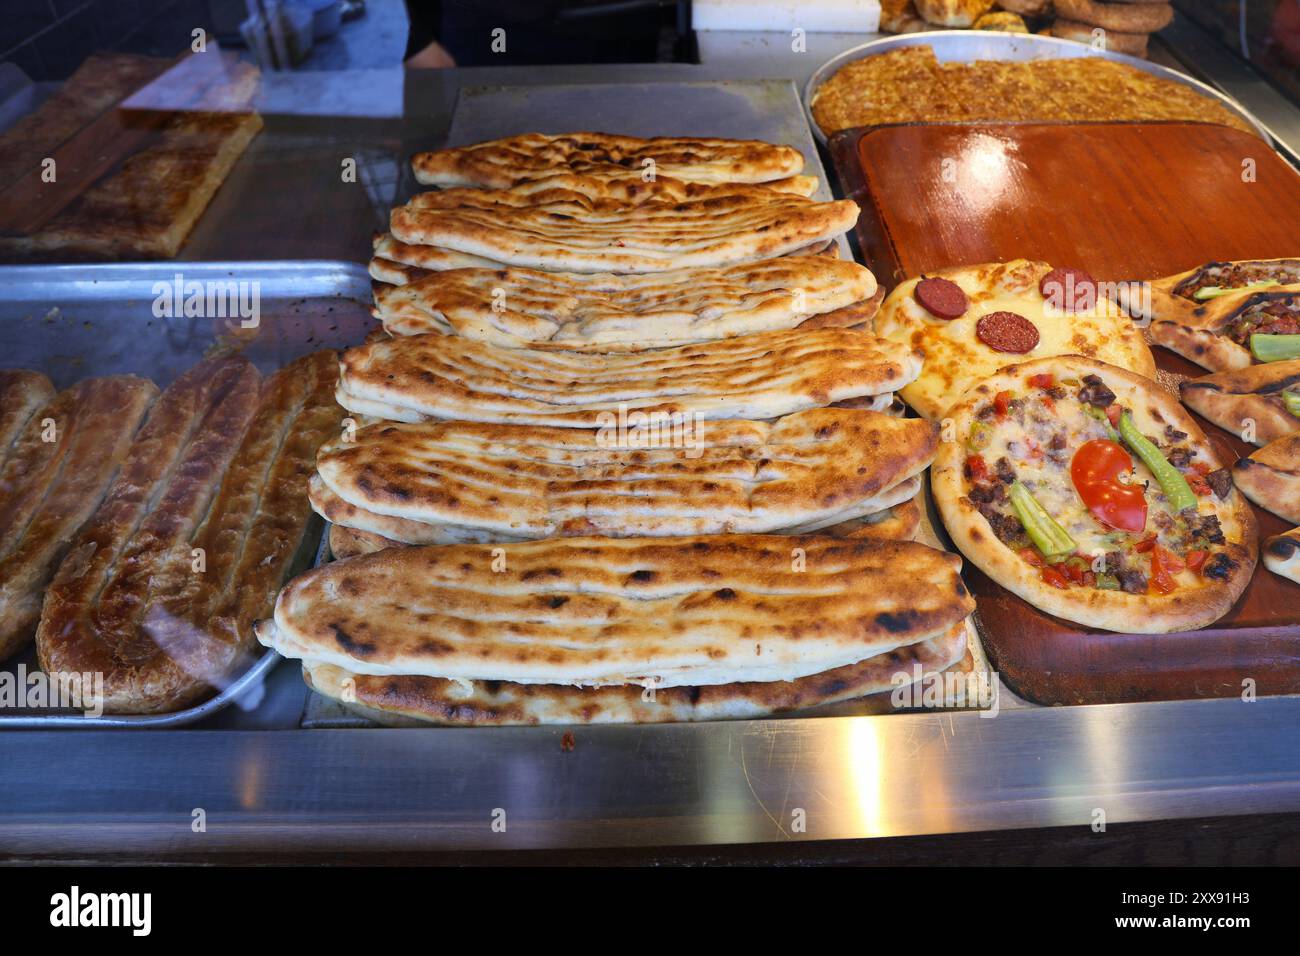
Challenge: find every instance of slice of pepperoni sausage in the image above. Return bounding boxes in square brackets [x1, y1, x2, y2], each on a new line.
[1039, 267, 1097, 313]
[977, 311, 1040, 353]
[914, 276, 968, 319]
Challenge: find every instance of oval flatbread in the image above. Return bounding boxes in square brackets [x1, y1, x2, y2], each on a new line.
[1179, 358, 1300, 447]
[874, 259, 1156, 420]
[933, 355, 1256, 633]
[1232, 434, 1300, 523]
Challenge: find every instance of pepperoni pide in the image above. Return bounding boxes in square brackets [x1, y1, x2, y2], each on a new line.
[975, 311, 1040, 354]
[933, 356, 1258, 633]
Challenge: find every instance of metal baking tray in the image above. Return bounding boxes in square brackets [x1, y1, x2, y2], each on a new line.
[803, 30, 1275, 147]
[0, 261, 375, 728]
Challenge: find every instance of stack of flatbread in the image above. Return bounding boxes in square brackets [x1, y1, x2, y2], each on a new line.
[264, 131, 976, 724]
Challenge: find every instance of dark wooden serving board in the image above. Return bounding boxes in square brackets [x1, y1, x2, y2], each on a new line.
[830, 120, 1300, 705]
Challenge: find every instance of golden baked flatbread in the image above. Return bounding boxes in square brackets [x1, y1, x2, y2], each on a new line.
[1232, 434, 1300, 523]
[1179, 358, 1300, 446]
[1263, 528, 1300, 585]
[874, 259, 1156, 420]
[372, 257, 877, 349]
[256, 535, 975, 688]
[301, 618, 968, 726]
[411, 132, 806, 189]
[335, 327, 922, 426]
[933, 355, 1256, 633]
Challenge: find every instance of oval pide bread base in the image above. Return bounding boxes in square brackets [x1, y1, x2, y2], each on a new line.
[932, 355, 1257, 634]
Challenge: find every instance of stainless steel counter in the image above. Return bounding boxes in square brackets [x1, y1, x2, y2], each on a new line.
[2, 21, 1299, 858]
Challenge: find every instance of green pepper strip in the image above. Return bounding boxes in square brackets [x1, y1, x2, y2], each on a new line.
[1285, 389, 1300, 419]
[1251, 333, 1300, 362]
[1117, 410, 1197, 513]
[1193, 280, 1278, 300]
[1008, 480, 1076, 561]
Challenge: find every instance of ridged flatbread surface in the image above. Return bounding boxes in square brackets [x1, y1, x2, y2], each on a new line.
[1179, 359, 1300, 447]
[1232, 434, 1300, 524]
[302, 618, 968, 726]
[389, 175, 859, 274]
[337, 327, 920, 426]
[37, 352, 341, 713]
[0, 375, 158, 660]
[411, 132, 805, 188]
[875, 259, 1156, 420]
[373, 257, 877, 349]
[313, 410, 938, 539]
[257, 535, 974, 687]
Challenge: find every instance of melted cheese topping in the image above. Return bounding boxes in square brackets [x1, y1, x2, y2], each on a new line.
[875, 260, 1154, 420]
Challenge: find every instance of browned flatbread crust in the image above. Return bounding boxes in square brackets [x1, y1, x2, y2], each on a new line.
[372, 257, 877, 349]
[1263, 528, 1300, 584]
[389, 175, 859, 274]
[1049, 19, 1149, 58]
[411, 132, 805, 189]
[933, 355, 1256, 633]
[302, 618, 969, 726]
[313, 410, 938, 540]
[1232, 434, 1300, 523]
[257, 535, 975, 688]
[1179, 359, 1300, 447]
[819, 498, 922, 541]
[329, 523, 404, 559]
[336, 327, 922, 427]
[37, 352, 340, 713]
[0, 376, 158, 660]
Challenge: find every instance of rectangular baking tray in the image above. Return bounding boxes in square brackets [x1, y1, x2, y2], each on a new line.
[0, 261, 375, 728]
[301, 78, 999, 727]
[802, 30, 1286, 157]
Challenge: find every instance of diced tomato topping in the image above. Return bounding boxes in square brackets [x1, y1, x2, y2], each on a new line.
[1191, 461, 1212, 475]
[1060, 561, 1086, 584]
[1133, 534, 1158, 553]
[1041, 395, 1056, 411]
[1028, 373, 1055, 389]
[1040, 565, 1070, 589]
[1105, 404, 1123, 427]
[1150, 546, 1181, 594]
[1019, 547, 1045, 568]
[994, 390, 1012, 418]
[1082, 570, 1096, 588]
[1186, 550, 1208, 572]
[1188, 475, 1212, 497]
[966, 454, 989, 481]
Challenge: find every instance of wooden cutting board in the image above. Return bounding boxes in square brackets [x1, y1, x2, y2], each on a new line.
[831, 120, 1300, 705]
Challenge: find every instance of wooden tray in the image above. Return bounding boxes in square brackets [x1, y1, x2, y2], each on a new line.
[831, 120, 1300, 705]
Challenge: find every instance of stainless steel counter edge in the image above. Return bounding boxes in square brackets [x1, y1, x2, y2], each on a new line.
[3, 695, 1298, 854]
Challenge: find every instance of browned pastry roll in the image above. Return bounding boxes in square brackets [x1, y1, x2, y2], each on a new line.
[38, 350, 340, 714]
[1053, 0, 1172, 33]
[1050, 18, 1150, 57]
[0, 370, 55, 460]
[0, 375, 158, 660]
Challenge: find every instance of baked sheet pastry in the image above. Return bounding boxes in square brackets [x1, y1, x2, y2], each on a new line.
[36, 351, 340, 714]
[372, 257, 877, 349]
[301, 618, 968, 726]
[874, 259, 1156, 420]
[411, 132, 807, 189]
[933, 356, 1256, 633]
[311, 409, 937, 540]
[1231, 434, 1300, 524]
[389, 175, 859, 273]
[0, 376, 158, 660]
[335, 327, 922, 426]
[1179, 359, 1300, 446]
[810, 46, 1255, 136]
[256, 534, 975, 688]
[1121, 259, 1300, 372]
